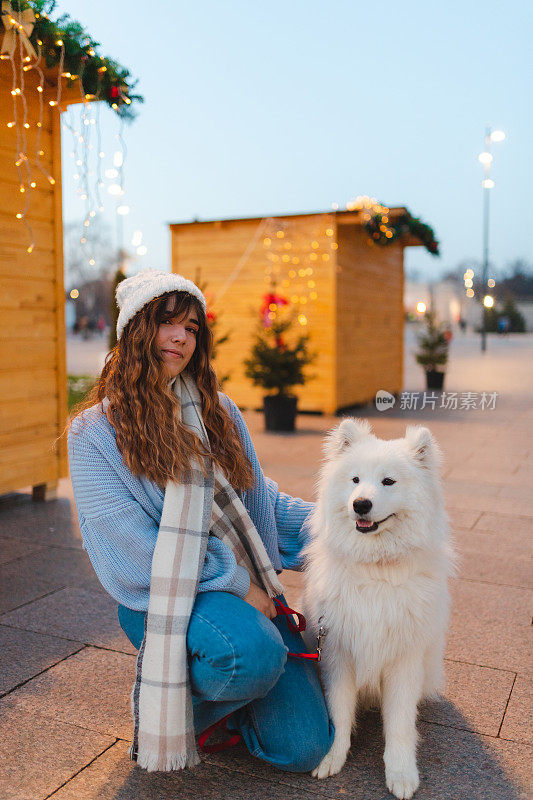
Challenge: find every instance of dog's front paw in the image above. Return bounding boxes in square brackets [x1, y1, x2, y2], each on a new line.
[385, 766, 420, 799]
[311, 744, 348, 779]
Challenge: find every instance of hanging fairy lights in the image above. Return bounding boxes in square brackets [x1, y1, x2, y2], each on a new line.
[2, 7, 68, 253]
[261, 214, 338, 326]
[345, 195, 439, 254]
[94, 100, 105, 212]
[1, 0, 142, 257]
[346, 195, 395, 243]
[131, 229, 147, 257]
[62, 95, 148, 272]
[2, 3, 39, 253]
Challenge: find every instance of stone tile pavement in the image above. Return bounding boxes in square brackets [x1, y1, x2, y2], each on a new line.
[1, 330, 531, 799]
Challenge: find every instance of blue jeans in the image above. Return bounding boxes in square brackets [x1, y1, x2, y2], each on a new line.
[118, 591, 334, 772]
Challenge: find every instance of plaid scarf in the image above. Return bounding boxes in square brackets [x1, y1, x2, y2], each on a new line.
[129, 372, 284, 771]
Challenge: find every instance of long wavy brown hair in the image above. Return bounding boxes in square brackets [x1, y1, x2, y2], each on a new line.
[68, 290, 255, 491]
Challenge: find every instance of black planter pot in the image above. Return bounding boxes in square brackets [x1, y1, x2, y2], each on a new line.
[425, 370, 445, 390]
[263, 394, 298, 432]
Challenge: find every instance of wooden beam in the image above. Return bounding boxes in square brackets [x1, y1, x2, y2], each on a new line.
[51, 106, 68, 480]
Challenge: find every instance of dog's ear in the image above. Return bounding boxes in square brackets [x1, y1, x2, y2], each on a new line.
[323, 418, 372, 458]
[405, 425, 442, 470]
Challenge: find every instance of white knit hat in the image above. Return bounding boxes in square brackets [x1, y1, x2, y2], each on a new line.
[115, 269, 207, 340]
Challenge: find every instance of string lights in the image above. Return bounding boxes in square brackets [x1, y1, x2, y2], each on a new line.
[2, 0, 141, 258]
[261, 214, 338, 327]
[3, 3, 34, 252]
[61, 99, 148, 276]
[345, 195, 439, 255]
[2, 6, 65, 254]
[346, 195, 395, 242]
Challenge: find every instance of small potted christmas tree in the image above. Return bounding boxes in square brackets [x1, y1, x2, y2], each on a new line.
[415, 310, 449, 390]
[244, 291, 317, 431]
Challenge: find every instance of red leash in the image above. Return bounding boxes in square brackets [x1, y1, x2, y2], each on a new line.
[272, 598, 327, 662]
[198, 599, 327, 753]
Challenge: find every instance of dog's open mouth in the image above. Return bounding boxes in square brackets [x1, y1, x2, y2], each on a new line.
[355, 514, 395, 533]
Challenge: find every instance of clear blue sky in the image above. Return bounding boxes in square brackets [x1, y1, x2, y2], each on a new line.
[58, 0, 532, 281]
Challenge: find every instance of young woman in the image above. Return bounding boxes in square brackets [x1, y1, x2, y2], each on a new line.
[68, 269, 333, 774]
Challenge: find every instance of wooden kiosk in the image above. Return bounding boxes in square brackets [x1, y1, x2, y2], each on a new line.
[170, 209, 427, 415]
[0, 1, 138, 499]
[0, 65, 73, 498]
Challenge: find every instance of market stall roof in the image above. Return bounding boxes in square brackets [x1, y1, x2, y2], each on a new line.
[169, 206, 440, 255]
[0, 0, 142, 117]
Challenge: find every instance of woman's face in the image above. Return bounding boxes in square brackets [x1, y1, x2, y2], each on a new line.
[155, 296, 200, 379]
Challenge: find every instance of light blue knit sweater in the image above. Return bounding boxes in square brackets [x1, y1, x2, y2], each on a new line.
[68, 392, 314, 611]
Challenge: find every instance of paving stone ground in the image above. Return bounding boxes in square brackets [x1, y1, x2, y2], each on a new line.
[1, 329, 531, 800]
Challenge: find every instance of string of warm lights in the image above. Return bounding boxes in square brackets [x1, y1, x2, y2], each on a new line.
[464, 268, 475, 298]
[31, 48, 52, 192]
[3, 6, 33, 252]
[344, 194, 439, 255]
[1, 6, 65, 254]
[261, 213, 338, 327]
[346, 195, 395, 242]
[2, 0, 142, 262]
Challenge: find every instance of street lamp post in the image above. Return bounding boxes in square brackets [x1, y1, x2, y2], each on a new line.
[478, 126, 505, 352]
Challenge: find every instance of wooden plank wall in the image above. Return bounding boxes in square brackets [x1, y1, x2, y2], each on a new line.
[171, 214, 338, 413]
[335, 220, 404, 409]
[0, 67, 68, 494]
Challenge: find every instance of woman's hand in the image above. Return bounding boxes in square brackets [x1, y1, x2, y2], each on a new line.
[244, 582, 277, 619]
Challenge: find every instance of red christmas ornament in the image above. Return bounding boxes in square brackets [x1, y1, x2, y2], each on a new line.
[110, 86, 120, 99]
[206, 310, 216, 322]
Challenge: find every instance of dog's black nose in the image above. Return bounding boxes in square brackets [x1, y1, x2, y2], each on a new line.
[353, 498, 372, 515]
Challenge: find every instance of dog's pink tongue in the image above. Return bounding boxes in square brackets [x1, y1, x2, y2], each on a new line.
[357, 519, 374, 528]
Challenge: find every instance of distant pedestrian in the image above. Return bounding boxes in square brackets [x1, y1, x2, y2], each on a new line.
[66, 269, 333, 775]
[96, 315, 106, 337]
[498, 316, 510, 335]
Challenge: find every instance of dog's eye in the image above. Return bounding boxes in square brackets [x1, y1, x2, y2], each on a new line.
[352, 476, 360, 483]
[382, 477, 396, 486]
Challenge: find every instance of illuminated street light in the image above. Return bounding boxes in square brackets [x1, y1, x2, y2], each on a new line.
[416, 301, 426, 314]
[483, 295, 494, 308]
[479, 125, 505, 352]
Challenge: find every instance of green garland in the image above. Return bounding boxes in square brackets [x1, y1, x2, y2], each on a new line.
[364, 209, 440, 256]
[3, 0, 143, 118]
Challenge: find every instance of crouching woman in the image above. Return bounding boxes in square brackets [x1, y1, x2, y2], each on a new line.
[67, 269, 334, 773]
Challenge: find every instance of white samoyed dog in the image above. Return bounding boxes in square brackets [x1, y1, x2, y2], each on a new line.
[302, 418, 454, 799]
